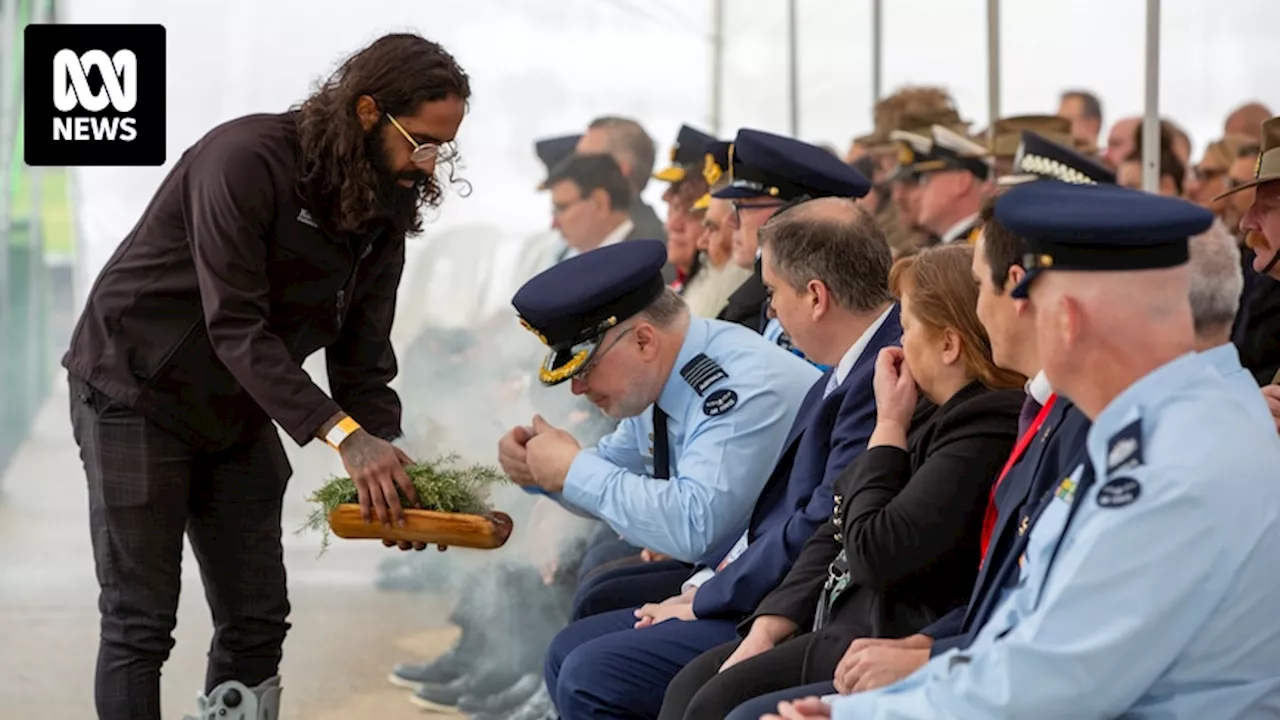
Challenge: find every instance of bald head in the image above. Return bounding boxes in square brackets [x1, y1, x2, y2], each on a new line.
[1031, 266, 1195, 418]
[1104, 117, 1142, 169]
[577, 116, 656, 195]
[1225, 102, 1273, 141]
[787, 195, 861, 222]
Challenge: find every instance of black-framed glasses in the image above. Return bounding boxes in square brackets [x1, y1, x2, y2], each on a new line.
[579, 326, 634, 381]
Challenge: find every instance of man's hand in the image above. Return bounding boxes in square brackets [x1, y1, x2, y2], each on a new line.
[661, 586, 697, 605]
[498, 425, 536, 487]
[763, 697, 832, 720]
[832, 636, 932, 694]
[337, 425, 419, 527]
[525, 415, 582, 494]
[640, 549, 671, 563]
[632, 594, 696, 627]
[381, 538, 446, 553]
[1261, 384, 1280, 434]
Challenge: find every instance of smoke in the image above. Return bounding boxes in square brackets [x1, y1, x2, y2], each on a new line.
[383, 287, 616, 671]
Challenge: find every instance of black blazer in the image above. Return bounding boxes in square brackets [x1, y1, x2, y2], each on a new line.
[745, 381, 1022, 677]
[717, 272, 768, 333]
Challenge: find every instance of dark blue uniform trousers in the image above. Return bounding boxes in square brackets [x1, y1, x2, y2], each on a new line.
[724, 682, 838, 720]
[546, 608, 739, 719]
[578, 534, 644, 582]
[571, 560, 690, 621]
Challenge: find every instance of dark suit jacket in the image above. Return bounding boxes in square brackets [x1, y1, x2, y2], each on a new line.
[745, 382, 1022, 675]
[693, 307, 903, 619]
[926, 399, 1092, 655]
[628, 200, 678, 284]
[630, 200, 667, 244]
[1234, 250, 1280, 385]
[717, 271, 768, 333]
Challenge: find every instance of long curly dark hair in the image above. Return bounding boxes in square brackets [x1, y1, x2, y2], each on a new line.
[294, 34, 471, 237]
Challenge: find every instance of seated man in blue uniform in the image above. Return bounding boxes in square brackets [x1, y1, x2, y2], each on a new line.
[769, 182, 1280, 720]
[565, 132, 876, 621]
[542, 193, 903, 720]
[501, 238, 819, 576]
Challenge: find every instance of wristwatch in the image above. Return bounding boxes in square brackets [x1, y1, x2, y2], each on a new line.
[324, 416, 362, 450]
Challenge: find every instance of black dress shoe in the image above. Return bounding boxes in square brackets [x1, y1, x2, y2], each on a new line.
[410, 662, 525, 711]
[501, 685, 557, 720]
[388, 631, 485, 690]
[457, 672, 542, 715]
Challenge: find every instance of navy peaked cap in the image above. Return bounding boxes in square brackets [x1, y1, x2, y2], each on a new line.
[512, 240, 668, 385]
[1001, 131, 1116, 187]
[995, 183, 1215, 299]
[655, 125, 720, 183]
[713, 128, 870, 201]
[535, 134, 581, 173]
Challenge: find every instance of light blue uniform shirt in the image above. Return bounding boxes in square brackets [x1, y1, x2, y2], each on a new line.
[559, 316, 820, 564]
[833, 352, 1280, 719]
[1202, 342, 1275, 432]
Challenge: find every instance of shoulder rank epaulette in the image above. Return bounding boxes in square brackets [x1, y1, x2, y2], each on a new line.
[679, 353, 729, 396]
[1106, 418, 1143, 473]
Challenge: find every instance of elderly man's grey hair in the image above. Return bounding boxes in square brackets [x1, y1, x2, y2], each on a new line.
[1187, 219, 1243, 338]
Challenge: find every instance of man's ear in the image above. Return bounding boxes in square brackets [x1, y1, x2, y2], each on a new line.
[633, 321, 660, 359]
[808, 279, 829, 320]
[589, 187, 612, 213]
[1059, 294, 1082, 351]
[355, 95, 380, 131]
[1006, 265, 1029, 313]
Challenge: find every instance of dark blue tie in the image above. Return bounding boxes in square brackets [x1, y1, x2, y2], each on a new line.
[1018, 395, 1043, 438]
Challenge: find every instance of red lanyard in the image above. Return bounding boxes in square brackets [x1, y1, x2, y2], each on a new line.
[979, 393, 1057, 567]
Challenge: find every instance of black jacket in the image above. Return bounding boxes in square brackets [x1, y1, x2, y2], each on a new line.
[744, 381, 1022, 678]
[717, 271, 768, 334]
[63, 112, 403, 451]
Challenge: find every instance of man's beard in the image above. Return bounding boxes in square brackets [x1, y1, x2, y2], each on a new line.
[365, 127, 426, 228]
[601, 383, 656, 420]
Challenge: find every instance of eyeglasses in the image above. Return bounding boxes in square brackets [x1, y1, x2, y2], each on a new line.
[1192, 166, 1227, 183]
[579, 326, 634, 381]
[386, 113, 457, 169]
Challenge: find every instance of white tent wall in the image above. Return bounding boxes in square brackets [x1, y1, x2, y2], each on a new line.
[62, 0, 1280, 324]
[61, 0, 715, 327]
[718, 0, 1280, 156]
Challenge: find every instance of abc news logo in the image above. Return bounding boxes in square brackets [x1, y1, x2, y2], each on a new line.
[25, 24, 166, 166]
[53, 49, 139, 142]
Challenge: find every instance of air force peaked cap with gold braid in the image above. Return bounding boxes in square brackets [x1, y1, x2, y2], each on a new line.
[512, 240, 668, 385]
[996, 183, 1214, 299]
[655, 124, 719, 183]
[712, 128, 871, 201]
[693, 140, 733, 211]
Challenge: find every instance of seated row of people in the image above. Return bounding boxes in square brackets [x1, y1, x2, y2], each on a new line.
[504, 134, 1280, 718]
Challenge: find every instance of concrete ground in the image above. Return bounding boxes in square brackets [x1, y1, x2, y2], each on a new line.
[0, 374, 479, 719]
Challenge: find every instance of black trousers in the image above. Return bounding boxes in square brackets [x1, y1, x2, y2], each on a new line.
[69, 377, 292, 720]
[658, 627, 849, 720]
